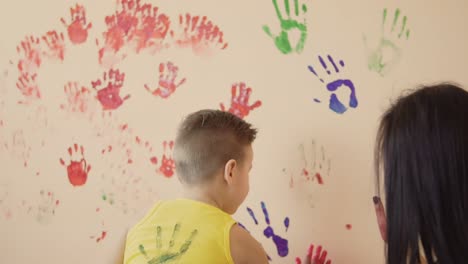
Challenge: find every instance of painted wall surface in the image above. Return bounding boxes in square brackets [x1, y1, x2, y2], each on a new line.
[1, 0, 467, 263]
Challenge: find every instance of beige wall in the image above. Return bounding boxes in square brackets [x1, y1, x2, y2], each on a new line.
[1, 0, 468, 263]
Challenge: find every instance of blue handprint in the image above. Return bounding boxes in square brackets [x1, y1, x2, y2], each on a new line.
[247, 201, 290, 258]
[308, 55, 358, 114]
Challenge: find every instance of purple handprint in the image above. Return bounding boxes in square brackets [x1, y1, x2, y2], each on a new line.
[308, 55, 358, 114]
[247, 201, 290, 258]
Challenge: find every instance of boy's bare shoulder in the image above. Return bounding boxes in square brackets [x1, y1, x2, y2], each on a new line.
[230, 224, 269, 264]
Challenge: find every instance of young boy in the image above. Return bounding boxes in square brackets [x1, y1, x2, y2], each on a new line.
[123, 109, 269, 264]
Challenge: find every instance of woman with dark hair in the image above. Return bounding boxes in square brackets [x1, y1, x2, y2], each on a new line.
[373, 83, 468, 264]
[298, 84, 468, 264]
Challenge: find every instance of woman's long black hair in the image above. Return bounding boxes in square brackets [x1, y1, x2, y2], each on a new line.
[375, 83, 468, 264]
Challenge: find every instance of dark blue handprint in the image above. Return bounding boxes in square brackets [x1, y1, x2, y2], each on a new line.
[247, 201, 290, 258]
[308, 55, 358, 114]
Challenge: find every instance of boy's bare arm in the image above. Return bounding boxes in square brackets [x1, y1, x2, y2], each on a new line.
[230, 224, 269, 264]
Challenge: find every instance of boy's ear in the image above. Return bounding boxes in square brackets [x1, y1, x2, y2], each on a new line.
[224, 159, 237, 184]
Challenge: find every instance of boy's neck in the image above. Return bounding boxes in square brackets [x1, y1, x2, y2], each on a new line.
[182, 187, 224, 211]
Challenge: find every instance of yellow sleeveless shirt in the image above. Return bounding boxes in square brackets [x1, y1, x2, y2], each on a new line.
[124, 199, 236, 264]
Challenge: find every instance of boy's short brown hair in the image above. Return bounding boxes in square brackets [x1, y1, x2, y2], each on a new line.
[174, 109, 257, 185]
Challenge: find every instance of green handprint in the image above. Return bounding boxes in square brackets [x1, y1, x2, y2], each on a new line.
[139, 223, 198, 264]
[263, 0, 308, 54]
[365, 8, 411, 76]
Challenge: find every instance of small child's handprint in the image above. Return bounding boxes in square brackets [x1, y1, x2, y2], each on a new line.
[144, 62, 186, 99]
[308, 55, 358, 114]
[61, 4, 92, 44]
[158, 140, 175, 178]
[139, 223, 198, 264]
[41, 30, 66, 61]
[16, 36, 42, 74]
[263, 0, 308, 54]
[59, 144, 91, 187]
[91, 69, 130, 110]
[35, 189, 60, 225]
[295, 244, 332, 264]
[247, 201, 290, 258]
[60, 82, 95, 114]
[170, 13, 228, 55]
[220, 82, 262, 119]
[16, 73, 40, 101]
[133, 4, 171, 53]
[364, 8, 411, 76]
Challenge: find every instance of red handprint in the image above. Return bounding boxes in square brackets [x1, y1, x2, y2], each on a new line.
[99, 0, 138, 57]
[41, 31, 66, 61]
[133, 4, 170, 53]
[59, 144, 91, 187]
[16, 36, 42, 74]
[91, 69, 130, 110]
[220, 82, 262, 119]
[159, 140, 175, 178]
[144, 62, 186, 99]
[61, 4, 92, 44]
[16, 73, 40, 101]
[296, 244, 332, 264]
[60, 82, 93, 113]
[171, 13, 228, 55]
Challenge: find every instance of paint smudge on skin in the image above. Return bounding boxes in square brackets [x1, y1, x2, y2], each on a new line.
[263, 0, 308, 54]
[365, 8, 411, 76]
[91, 69, 130, 110]
[220, 82, 262, 119]
[41, 30, 66, 61]
[144, 61, 186, 99]
[139, 223, 198, 263]
[59, 144, 91, 187]
[308, 55, 358, 114]
[61, 4, 92, 44]
[247, 201, 289, 257]
[170, 13, 228, 56]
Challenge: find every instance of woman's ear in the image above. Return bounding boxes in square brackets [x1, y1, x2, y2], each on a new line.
[224, 159, 237, 185]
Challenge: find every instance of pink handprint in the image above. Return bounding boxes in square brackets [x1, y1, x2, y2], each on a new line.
[60, 82, 93, 113]
[144, 62, 186, 99]
[91, 69, 130, 110]
[170, 13, 228, 55]
[159, 140, 175, 178]
[296, 244, 332, 264]
[61, 4, 92, 44]
[16, 73, 40, 101]
[16, 36, 42, 74]
[41, 31, 66, 61]
[220, 82, 262, 119]
[133, 4, 171, 53]
[59, 144, 91, 187]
